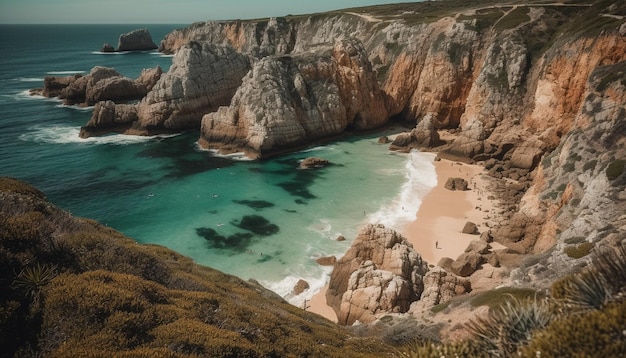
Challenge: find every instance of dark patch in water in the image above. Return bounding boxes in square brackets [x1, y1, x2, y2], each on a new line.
[284, 209, 298, 213]
[233, 199, 275, 210]
[257, 254, 272, 263]
[208, 210, 218, 214]
[136, 133, 235, 179]
[196, 227, 254, 252]
[277, 181, 316, 199]
[294, 199, 307, 205]
[163, 156, 234, 179]
[230, 215, 279, 236]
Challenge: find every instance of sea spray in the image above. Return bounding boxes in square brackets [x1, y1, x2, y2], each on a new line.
[368, 150, 437, 231]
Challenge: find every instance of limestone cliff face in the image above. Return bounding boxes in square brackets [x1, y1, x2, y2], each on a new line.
[514, 61, 626, 282]
[199, 38, 388, 157]
[326, 224, 429, 325]
[81, 42, 250, 137]
[32, 66, 161, 108]
[77, 1, 626, 292]
[159, 15, 374, 56]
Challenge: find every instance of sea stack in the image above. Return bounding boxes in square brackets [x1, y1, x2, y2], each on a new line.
[100, 28, 158, 52]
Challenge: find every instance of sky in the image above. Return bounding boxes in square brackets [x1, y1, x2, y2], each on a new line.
[0, 0, 421, 24]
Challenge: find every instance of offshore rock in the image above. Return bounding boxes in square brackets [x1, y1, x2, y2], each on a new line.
[32, 66, 162, 108]
[326, 224, 429, 325]
[199, 38, 387, 157]
[116, 28, 158, 52]
[300, 157, 330, 169]
[84, 42, 250, 136]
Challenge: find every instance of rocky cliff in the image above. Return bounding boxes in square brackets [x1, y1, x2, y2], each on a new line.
[77, 0, 625, 330]
[326, 224, 430, 325]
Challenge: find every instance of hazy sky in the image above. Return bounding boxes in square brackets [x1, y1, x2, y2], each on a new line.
[0, 0, 420, 24]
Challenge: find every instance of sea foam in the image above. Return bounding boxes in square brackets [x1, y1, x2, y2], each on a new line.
[21, 125, 178, 145]
[368, 150, 437, 231]
[46, 70, 86, 75]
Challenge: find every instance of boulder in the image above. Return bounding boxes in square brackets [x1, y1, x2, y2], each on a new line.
[300, 157, 330, 169]
[450, 251, 484, 277]
[462, 222, 480, 235]
[100, 43, 115, 52]
[293, 279, 310, 295]
[316, 256, 337, 266]
[464, 239, 491, 254]
[411, 113, 442, 148]
[117, 28, 158, 52]
[326, 224, 429, 325]
[419, 267, 471, 306]
[444, 177, 469, 191]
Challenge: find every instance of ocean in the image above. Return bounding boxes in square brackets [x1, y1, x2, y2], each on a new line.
[0, 24, 437, 305]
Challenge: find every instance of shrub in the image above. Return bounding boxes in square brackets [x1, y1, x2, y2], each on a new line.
[582, 159, 597, 172]
[520, 298, 626, 357]
[396, 340, 488, 358]
[552, 268, 611, 311]
[469, 287, 540, 310]
[465, 295, 555, 356]
[564, 241, 594, 259]
[606, 159, 625, 180]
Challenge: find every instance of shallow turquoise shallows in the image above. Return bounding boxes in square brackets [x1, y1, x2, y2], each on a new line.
[0, 24, 436, 304]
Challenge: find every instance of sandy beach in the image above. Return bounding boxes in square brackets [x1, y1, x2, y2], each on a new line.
[402, 158, 497, 265]
[306, 156, 499, 322]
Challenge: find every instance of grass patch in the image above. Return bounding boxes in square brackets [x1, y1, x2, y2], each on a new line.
[430, 301, 452, 314]
[564, 242, 595, 259]
[494, 6, 530, 32]
[605, 159, 625, 180]
[469, 287, 541, 310]
[583, 159, 598, 172]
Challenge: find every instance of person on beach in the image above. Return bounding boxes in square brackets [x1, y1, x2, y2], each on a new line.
[435, 241, 439, 249]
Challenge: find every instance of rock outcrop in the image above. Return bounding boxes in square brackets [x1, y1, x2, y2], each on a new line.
[69, 1, 626, 313]
[82, 42, 250, 137]
[198, 38, 388, 157]
[326, 224, 429, 325]
[30, 66, 162, 108]
[300, 157, 330, 169]
[418, 267, 472, 307]
[116, 28, 158, 52]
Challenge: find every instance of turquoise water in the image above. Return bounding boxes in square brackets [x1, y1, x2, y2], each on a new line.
[0, 25, 436, 304]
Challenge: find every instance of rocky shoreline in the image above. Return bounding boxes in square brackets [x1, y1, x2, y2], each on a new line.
[27, 0, 626, 342]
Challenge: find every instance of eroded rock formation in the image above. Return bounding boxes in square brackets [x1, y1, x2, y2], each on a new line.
[198, 38, 387, 157]
[65, 1, 625, 319]
[326, 224, 429, 325]
[30, 66, 162, 108]
[82, 42, 250, 137]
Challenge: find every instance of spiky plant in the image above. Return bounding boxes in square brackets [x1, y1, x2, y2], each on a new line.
[593, 242, 626, 296]
[395, 340, 488, 358]
[556, 268, 611, 311]
[464, 295, 555, 357]
[13, 263, 57, 307]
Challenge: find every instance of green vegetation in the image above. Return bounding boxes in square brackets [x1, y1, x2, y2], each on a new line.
[0, 178, 393, 357]
[399, 241, 626, 357]
[457, 8, 504, 32]
[494, 6, 530, 32]
[606, 159, 625, 180]
[564, 241, 595, 259]
[469, 287, 540, 310]
[583, 159, 598, 172]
